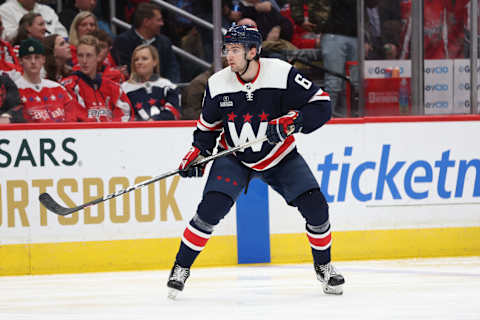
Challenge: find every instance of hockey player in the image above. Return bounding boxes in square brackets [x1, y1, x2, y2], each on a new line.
[62, 35, 132, 122]
[167, 25, 344, 299]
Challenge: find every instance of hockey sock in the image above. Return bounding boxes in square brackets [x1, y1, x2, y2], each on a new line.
[175, 192, 234, 268]
[175, 215, 213, 268]
[306, 222, 332, 266]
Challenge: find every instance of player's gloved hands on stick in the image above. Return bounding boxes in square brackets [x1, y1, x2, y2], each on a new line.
[179, 146, 209, 178]
[266, 110, 303, 144]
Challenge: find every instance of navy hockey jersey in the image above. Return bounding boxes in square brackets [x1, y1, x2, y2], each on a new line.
[194, 58, 331, 171]
[122, 76, 181, 121]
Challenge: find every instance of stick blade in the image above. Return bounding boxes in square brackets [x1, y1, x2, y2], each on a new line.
[39, 193, 80, 216]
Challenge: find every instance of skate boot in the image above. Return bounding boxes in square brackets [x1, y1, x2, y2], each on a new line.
[167, 263, 190, 299]
[314, 262, 345, 295]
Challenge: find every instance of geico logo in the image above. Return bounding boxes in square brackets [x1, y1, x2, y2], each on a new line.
[432, 101, 449, 108]
[425, 66, 449, 74]
[459, 65, 480, 73]
[425, 84, 448, 91]
[457, 83, 480, 90]
[369, 66, 404, 74]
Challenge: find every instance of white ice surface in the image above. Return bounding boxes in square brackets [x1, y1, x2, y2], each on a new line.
[1, 257, 479, 320]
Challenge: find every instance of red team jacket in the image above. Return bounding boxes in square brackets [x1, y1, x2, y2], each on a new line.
[61, 71, 133, 122]
[16, 76, 82, 123]
[0, 39, 19, 65]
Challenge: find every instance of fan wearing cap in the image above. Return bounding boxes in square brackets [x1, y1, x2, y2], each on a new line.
[14, 38, 83, 122]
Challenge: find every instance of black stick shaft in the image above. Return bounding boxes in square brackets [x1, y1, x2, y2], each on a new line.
[39, 136, 268, 216]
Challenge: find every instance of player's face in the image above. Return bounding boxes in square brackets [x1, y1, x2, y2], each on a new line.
[133, 48, 157, 80]
[77, 44, 99, 78]
[54, 36, 72, 60]
[27, 16, 47, 40]
[20, 54, 45, 77]
[223, 43, 247, 73]
[77, 16, 96, 38]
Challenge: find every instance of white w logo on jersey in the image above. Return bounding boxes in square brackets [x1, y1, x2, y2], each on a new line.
[228, 122, 267, 152]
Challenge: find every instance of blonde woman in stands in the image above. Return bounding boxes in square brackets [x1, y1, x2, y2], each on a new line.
[121, 44, 180, 121]
[69, 11, 98, 65]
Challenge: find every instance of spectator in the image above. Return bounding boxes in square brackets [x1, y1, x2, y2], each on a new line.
[0, 15, 19, 65]
[399, 0, 471, 59]
[0, 0, 68, 41]
[117, 0, 149, 24]
[59, 0, 112, 36]
[69, 11, 97, 46]
[11, 12, 48, 77]
[122, 44, 180, 121]
[88, 29, 126, 83]
[289, 0, 330, 34]
[281, 3, 322, 49]
[0, 54, 22, 81]
[112, 2, 180, 83]
[11, 13, 47, 47]
[15, 38, 81, 123]
[320, 0, 358, 117]
[62, 35, 133, 122]
[43, 34, 72, 82]
[237, 0, 294, 42]
[0, 72, 22, 123]
[364, 0, 401, 60]
[69, 11, 98, 65]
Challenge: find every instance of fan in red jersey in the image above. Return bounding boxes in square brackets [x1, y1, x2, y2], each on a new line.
[62, 35, 133, 122]
[14, 38, 84, 123]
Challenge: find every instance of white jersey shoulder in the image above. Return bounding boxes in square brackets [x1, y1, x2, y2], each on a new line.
[17, 77, 65, 90]
[122, 77, 177, 94]
[208, 58, 292, 99]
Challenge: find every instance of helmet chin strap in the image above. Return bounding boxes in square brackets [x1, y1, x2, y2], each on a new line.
[237, 51, 252, 78]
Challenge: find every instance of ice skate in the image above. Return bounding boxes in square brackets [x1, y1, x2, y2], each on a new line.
[314, 263, 344, 295]
[167, 263, 190, 299]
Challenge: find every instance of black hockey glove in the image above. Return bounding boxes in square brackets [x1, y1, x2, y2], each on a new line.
[266, 110, 303, 144]
[178, 146, 208, 178]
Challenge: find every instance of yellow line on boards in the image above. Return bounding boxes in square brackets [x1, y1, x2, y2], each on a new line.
[1, 227, 480, 276]
[270, 227, 480, 263]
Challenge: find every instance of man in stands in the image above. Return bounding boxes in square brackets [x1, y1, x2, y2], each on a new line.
[0, 0, 68, 41]
[14, 38, 81, 123]
[112, 2, 180, 83]
[62, 35, 133, 122]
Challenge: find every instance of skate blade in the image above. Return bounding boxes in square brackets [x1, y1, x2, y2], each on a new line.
[323, 284, 343, 295]
[168, 288, 180, 300]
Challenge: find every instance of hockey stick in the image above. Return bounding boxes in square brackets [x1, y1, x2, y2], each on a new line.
[39, 136, 268, 216]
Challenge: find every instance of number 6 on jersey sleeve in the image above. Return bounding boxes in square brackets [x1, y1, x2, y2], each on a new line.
[294, 74, 312, 90]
